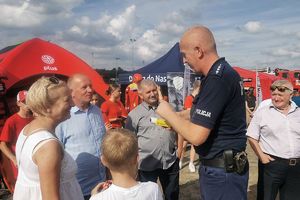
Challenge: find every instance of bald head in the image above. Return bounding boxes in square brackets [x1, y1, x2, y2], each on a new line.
[68, 74, 90, 89]
[180, 26, 217, 55]
[179, 26, 219, 74]
[68, 73, 93, 109]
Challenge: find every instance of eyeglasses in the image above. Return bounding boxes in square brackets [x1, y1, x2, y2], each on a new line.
[270, 85, 292, 93]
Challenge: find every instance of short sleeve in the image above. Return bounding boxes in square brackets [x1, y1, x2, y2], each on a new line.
[246, 110, 262, 140]
[125, 111, 139, 134]
[0, 118, 14, 142]
[191, 76, 231, 129]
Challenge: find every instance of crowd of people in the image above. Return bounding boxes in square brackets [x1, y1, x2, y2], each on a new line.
[0, 25, 299, 200]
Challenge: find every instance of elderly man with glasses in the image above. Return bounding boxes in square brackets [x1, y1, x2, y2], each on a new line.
[247, 79, 300, 200]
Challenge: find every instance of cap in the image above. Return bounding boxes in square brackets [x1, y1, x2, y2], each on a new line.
[132, 73, 143, 83]
[17, 90, 27, 103]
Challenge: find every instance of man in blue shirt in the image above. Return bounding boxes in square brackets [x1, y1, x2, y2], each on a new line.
[56, 74, 106, 200]
[157, 26, 248, 200]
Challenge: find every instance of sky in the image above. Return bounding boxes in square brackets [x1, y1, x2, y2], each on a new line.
[0, 0, 299, 71]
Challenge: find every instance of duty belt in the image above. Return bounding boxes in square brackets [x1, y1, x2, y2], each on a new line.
[201, 157, 225, 168]
[201, 150, 248, 175]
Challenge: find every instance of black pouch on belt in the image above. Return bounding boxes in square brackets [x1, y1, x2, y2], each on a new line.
[223, 150, 234, 173]
[234, 151, 248, 174]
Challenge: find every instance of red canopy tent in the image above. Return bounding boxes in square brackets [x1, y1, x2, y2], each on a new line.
[0, 38, 108, 99]
[233, 67, 280, 100]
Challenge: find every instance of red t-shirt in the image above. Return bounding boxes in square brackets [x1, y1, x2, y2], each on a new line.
[0, 113, 32, 190]
[101, 100, 128, 128]
[0, 113, 33, 153]
[184, 95, 194, 110]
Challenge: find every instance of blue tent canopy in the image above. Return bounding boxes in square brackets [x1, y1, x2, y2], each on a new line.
[119, 43, 185, 85]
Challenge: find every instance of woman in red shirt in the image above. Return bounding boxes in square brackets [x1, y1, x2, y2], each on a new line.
[101, 83, 127, 129]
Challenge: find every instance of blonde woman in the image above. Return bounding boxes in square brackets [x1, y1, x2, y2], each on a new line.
[13, 77, 84, 200]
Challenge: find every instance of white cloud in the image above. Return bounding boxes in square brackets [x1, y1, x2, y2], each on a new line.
[130, 10, 185, 64]
[138, 29, 164, 59]
[107, 5, 136, 39]
[156, 12, 185, 35]
[0, 3, 43, 27]
[69, 25, 86, 37]
[243, 21, 263, 33]
[269, 48, 300, 58]
[217, 38, 233, 47]
[0, 0, 84, 28]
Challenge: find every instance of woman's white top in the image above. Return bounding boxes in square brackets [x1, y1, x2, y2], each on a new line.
[13, 129, 84, 200]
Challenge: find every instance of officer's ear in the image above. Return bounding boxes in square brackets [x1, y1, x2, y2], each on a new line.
[194, 46, 204, 59]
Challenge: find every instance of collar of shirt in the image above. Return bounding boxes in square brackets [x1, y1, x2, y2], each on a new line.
[141, 101, 157, 111]
[269, 100, 298, 114]
[71, 104, 92, 114]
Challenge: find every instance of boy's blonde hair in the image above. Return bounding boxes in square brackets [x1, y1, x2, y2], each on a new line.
[26, 76, 67, 116]
[101, 128, 138, 171]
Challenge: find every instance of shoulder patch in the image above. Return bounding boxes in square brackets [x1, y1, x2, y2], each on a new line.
[212, 64, 224, 77]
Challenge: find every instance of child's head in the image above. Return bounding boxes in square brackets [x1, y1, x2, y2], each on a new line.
[16, 90, 32, 115]
[101, 128, 138, 172]
[90, 93, 100, 106]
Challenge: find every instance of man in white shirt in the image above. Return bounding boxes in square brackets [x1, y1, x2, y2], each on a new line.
[247, 79, 300, 200]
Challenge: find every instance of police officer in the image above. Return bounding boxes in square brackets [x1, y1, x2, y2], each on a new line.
[156, 25, 249, 200]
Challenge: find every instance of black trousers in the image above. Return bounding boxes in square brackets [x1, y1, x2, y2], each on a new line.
[257, 158, 300, 200]
[138, 158, 179, 200]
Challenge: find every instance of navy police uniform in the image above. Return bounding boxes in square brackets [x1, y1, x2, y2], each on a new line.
[190, 58, 249, 200]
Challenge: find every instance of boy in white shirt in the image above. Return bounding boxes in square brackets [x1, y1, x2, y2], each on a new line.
[90, 128, 163, 200]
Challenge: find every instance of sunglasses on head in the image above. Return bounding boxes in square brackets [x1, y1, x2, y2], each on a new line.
[270, 85, 292, 92]
[48, 76, 59, 84]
